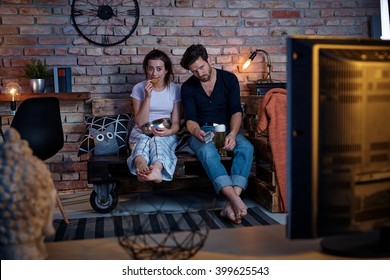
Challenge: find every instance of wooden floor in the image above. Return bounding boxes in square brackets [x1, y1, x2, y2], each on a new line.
[45, 225, 384, 260]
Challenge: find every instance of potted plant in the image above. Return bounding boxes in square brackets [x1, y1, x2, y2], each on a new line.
[24, 59, 49, 93]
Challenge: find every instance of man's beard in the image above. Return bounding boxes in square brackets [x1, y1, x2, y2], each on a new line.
[200, 74, 210, 82]
[199, 67, 212, 82]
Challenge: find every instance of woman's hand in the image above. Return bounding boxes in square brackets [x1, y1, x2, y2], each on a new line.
[151, 127, 170, 137]
[144, 80, 154, 98]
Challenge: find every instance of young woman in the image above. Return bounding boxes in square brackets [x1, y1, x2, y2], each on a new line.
[127, 49, 181, 183]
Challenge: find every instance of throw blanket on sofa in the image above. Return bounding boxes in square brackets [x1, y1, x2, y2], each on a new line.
[257, 88, 287, 212]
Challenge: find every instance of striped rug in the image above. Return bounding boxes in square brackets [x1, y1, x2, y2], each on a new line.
[47, 206, 279, 242]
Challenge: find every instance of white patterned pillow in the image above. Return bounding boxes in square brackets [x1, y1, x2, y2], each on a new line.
[78, 113, 133, 156]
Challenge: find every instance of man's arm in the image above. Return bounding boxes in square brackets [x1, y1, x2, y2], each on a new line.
[225, 70, 243, 134]
[223, 111, 242, 151]
[229, 111, 242, 138]
[186, 119, 207, 142]
[224, 71, 243, 150]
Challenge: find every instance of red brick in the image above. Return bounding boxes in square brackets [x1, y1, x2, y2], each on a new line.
[24, 48, 53, 56]
[55, 180, 89, 191]
[3, 37, 37, 45]
[0, 26, 18, 35]
[271, 10, 301, 18]
[20, 26, 52, 35]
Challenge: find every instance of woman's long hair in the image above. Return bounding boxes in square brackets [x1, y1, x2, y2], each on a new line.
[142, 49, 174, 86]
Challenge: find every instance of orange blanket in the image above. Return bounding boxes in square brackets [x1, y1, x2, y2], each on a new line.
[257, 88, 287, 212]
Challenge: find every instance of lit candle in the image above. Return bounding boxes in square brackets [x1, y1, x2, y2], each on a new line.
[10, 88, 16, 101]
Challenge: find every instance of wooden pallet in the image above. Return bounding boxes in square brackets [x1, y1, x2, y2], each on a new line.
[248, 177, 282, 213]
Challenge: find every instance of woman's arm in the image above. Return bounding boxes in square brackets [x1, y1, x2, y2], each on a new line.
[150, 101, 181, 137]
[169, 101, 181, 135]
[132, 81, 154, 127]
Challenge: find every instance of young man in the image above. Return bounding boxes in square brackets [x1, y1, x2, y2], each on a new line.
[180, 44, 254, 224]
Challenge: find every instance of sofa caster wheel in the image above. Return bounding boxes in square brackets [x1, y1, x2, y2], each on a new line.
[90, 189, 118, 213]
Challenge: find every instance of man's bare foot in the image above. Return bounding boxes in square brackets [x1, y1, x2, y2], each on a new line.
[220, 196, 247, 224]
[221, 201, 247, 224]
[220, 202, 236, 222]
[136, 164, 163, 183]
[220, 186, 247, 224]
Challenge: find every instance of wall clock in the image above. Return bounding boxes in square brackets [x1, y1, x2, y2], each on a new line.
[71, 0, 140, 46]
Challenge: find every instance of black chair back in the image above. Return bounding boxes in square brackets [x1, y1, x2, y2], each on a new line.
[11, 97, 64, 160]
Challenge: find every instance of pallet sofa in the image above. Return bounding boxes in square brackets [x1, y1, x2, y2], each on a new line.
[85, 96, 282, 213]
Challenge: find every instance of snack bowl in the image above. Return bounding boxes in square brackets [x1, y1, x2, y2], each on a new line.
[141, 118, 171, 136]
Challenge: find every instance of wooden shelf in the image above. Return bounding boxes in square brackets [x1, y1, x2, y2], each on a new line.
[247, 82, 286, 95]
[0, 92, 90, 102]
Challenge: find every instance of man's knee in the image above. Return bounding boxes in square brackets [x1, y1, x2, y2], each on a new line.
[236, 139, 254, 155]
[197, 144, 219, 160]
[245, 142, 254, 155]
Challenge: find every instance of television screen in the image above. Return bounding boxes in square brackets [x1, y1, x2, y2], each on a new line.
[286, 35, 390, 258]
[380, 0, 390, 39]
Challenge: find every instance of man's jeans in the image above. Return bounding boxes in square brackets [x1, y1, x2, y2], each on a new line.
[189, 126, 254, 194]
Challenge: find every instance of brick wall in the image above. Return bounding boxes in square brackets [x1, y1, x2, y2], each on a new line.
[0, 0, 381, 191]
[0, 98, 91, 192]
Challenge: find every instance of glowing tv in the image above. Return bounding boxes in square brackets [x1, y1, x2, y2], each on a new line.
[286, 36, 390, 258]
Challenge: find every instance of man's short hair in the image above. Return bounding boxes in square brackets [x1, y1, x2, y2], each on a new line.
[180, 44, 208, 70]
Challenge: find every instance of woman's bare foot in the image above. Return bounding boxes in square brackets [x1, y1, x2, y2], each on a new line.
[136, 163, 163, 183]
[135, 156, 151, 181]
[136, 167, 149, 181]
[147, 165, 163, 183]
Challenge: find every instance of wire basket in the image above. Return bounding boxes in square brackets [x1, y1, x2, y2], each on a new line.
[117, 210, 210, 260]
[114, 188, 220, 259]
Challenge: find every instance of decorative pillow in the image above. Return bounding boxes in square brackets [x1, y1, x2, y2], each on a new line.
[89, 124, 119, 156]
[78, 113, 133, 156]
